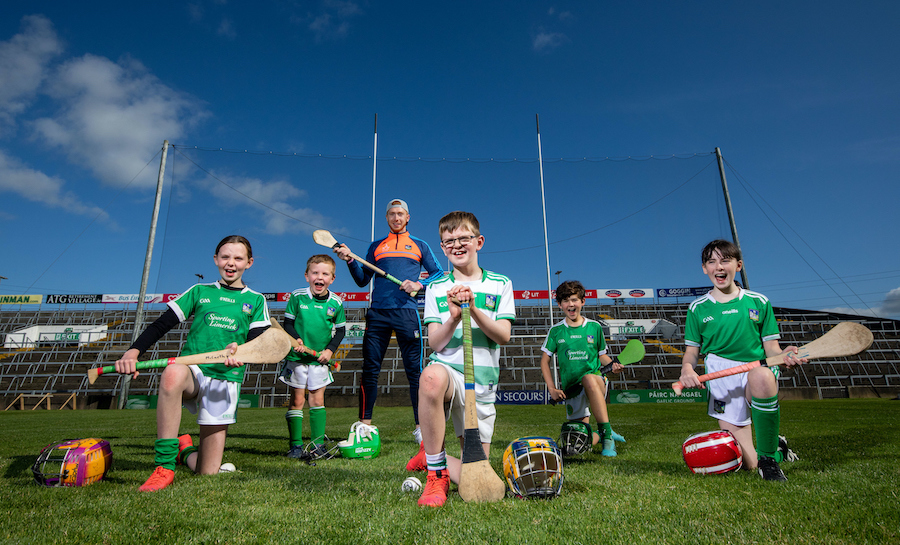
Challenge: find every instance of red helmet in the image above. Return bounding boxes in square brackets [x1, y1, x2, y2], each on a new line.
[682, 430, 742, 474]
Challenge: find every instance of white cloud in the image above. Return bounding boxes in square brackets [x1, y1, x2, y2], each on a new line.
[0, 149, 108, 220]
[821, 287, 900, 318]
[819, 306, 882, 318]
[532, 29, 568, 52]
[205, 173, 331, 235]
[0, 15, 63, 131]
[32, 54, 208, 189]
[217, 18, 237, 39]
[880, 287, 900, 316]
[300, 0, 362, 42]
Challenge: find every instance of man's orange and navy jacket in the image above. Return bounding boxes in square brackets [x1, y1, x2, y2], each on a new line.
[348, 231, 445, 310]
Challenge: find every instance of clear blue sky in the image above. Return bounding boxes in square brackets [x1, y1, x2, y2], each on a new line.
[1, 2, 898, 317]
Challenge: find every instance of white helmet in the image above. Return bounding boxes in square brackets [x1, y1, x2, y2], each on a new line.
[338, 422, 381, 459]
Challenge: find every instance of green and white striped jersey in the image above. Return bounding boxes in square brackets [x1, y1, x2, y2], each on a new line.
[424, 269, 515, 402]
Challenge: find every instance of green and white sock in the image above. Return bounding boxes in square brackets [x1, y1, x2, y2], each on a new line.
[426, 451, 448, 472]
[286, 409, 304, 447]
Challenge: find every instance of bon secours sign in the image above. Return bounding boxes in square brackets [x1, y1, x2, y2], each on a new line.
[497, 389, 704, 405]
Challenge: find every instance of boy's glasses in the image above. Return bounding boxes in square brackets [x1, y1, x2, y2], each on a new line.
[440, 235, 478, 248]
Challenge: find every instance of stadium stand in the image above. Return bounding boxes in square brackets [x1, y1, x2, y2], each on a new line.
[2, 303, 898, 409]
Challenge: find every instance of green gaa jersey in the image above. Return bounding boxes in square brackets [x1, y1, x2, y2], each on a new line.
[541, 318, 608, 392]
[169, 281, 270, 382]
[423, 269, 515, 403]
[284, 288, 346, 365]
[684, 289, 780, 362]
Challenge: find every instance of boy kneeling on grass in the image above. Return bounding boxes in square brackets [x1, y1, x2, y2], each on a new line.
[410, 211, 515, 507]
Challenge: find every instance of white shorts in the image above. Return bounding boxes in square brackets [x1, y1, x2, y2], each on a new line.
[565, 375, 609, 421]
[705, 353, 779, 427]
[278, 361, 333, 390]
[184, 366, 241, 426]
[431, 362, 496, 444]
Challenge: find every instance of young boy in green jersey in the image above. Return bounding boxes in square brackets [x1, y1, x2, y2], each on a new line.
[115, 235, 271, 491]
[280, 254, 346, 460]
[540, 280, 624, 457]
[413, 211, 515, 507]
[679, 239, 806, 481]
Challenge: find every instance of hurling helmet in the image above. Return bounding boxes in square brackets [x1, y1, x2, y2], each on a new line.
[502, 436, 564, 498]
[32, 438, 113, 487]
[558, 421, 593, 457]
[338, 422, 381, 459]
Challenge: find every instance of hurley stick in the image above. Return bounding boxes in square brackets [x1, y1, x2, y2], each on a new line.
[312, 229, 418, 297]
[87, 318, 292, 384]
[672, 321, 873, 395]
[457, 302, 507, 503]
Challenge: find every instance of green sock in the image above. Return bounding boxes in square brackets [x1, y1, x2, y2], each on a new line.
[751, 395, 781, 461]
[286, 409, 304, 447]
[154, 438, 179, 471]
[600, 422, 613, 442]
[309, 407, 326, 445]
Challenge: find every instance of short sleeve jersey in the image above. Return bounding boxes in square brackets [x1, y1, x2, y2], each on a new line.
[168, 281, 270, 382]
[684, 289, 780, 362]
[423, 269, 515, 403]
[283, 288, 346, 365]
[541, 318, 608, 391]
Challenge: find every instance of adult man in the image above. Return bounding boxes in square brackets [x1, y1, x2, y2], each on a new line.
[333, 199, 444, 443]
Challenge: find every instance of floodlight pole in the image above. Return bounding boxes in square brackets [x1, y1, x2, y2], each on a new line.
[715, 147, 749, 289]
[536, 115, 558, 394]
[119, 140, 168, 409]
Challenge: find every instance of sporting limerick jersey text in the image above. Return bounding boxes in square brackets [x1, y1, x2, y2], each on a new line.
[169, 281, 270, 382]
[541, 318, 608, 392]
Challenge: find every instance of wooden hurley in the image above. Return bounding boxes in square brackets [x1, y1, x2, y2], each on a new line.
[457, 302, 507, 503]
[87, 318, 293, 384]
[672, 321, 873, 395]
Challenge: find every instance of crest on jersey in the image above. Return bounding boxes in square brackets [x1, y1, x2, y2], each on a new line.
[327, 306, 336, 317]
[242, 303, 253, 315]
[485, 294, 497, 311]
[587, 335, 595, 344]
[749, 309, 759, 322]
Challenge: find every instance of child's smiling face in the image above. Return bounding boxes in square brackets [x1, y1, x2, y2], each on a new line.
[702, 249, 742, 293]
[558, 294, 585, 324]
[214, 242, 253, 287]
[306, 262, 336, 296]
[440, 227, 483, 270]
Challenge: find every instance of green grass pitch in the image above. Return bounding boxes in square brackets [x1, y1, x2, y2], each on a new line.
[1, 399, 897, 544]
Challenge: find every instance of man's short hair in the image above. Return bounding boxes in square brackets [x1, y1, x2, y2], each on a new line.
[438, 211, 480, 237]
[555, 280, 586, 304]
[306, 254, 336, 273]
[701, 239, 742, 263]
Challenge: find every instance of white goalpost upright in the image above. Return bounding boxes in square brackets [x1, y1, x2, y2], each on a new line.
[535, 115, 558, 392]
